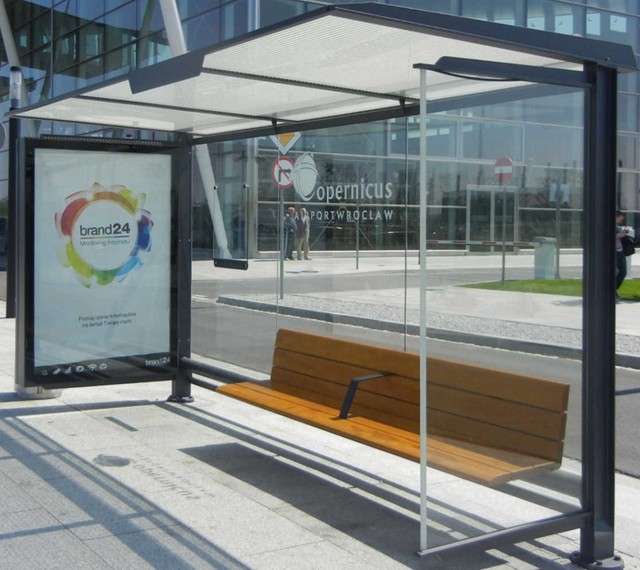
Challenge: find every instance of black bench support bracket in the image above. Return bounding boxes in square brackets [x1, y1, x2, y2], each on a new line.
[339, 372, 393, 419]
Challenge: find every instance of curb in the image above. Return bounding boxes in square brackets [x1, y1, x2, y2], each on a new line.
[217, 296, 640, 369]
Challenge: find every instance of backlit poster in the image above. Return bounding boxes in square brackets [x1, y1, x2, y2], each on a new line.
[32, 148, 173, 381]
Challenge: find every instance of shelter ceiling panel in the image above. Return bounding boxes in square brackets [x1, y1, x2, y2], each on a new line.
[8, 4, 634, 139]
[202, 15, 578, 100]
[85, 73, 392, 123]
[16, 97, 272, 135]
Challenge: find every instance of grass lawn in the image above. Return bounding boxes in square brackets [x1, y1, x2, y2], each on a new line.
[461, 278, 640, 301]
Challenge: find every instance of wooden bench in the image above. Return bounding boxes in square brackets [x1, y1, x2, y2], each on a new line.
[217, 329, 570, 487]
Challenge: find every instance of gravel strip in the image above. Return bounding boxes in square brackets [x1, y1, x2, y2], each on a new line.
[218, 293, 640, 356]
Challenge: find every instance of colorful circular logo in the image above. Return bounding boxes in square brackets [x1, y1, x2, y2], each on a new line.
[55, 183, 153, 287]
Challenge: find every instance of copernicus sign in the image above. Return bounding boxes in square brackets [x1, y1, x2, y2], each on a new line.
[288, 152, 397, 222]
[21, 143, 178, 388]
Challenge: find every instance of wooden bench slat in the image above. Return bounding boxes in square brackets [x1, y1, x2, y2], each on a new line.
[217, 382, 559, 486]
[276, 328, 420, 380]
[269, 378, 564, 463]
[276, 329, 569, 412]
[274, 348, 420, 400]
[427, 358, 570, 413]
[428, 384, 566, 441]
[428, 409, 563, 463]
[272, 367, 419, 421]
[272, 366, 566, 442]
[218, 383, 558, 473]
[273, 348, 376, 388]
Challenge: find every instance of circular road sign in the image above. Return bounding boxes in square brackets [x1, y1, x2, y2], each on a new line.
[271, 156, 295, 189]
[494, 157, 513, 184]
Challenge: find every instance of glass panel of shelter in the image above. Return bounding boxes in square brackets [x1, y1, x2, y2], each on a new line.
[190, 86, 586, 553]
[418, 80, 584, 550]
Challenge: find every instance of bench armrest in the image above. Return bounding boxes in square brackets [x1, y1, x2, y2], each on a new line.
[339, 372, 393, 419]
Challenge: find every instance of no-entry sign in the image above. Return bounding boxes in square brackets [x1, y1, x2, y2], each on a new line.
[271, 156, 295, 189]
[494, 157, 513, 184]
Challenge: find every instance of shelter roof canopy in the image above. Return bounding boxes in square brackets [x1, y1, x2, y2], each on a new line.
[9, 2, 637, 138]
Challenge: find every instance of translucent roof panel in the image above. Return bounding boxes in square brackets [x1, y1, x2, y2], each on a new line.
[202, 16, 572, 97]
[16, 96, 273, 135]
[84, 73, 393, 123]
[9, 2, 636, 138]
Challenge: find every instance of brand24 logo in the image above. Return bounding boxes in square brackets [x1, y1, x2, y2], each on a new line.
[55, 182, 154, 288]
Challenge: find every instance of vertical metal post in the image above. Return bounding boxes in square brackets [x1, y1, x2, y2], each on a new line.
[571, 63, 623, 570]
[169, 138, 194, 403]
[279, 148, 284, 301]
[6, 117, 18, 319]
[403, 116, 409, 352]
[555, 181, 562, 279]
[501, 181, 506, 283]
[356, 180, 360, 270]
[418, 67, 428, 555]
[7, 65, 22, 319]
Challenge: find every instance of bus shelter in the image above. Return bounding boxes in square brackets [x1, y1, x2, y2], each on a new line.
[6, 3, 636, 567]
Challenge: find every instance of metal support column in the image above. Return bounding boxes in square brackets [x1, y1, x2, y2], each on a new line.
[7, 113, 19, 319]
[1, 0, 36, 318]
[168, 138, 194, 404]
[571, 63, 623, 570]
[418, 67, 429, 555]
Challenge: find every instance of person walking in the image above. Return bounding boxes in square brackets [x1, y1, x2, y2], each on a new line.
[616, 210, 628, 303]
[283, 207, 296, 261]
[296, 207, 311, 260]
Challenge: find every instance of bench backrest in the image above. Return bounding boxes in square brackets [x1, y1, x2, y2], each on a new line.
[271, 329, 569, 463]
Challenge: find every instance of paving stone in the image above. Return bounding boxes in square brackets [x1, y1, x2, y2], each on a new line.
[0, 470, 42, 514]
[22, 474, 176, 541]
[245, 540, 399, 570]
[0, 509, 112, 570]
[180, 442, 351, 509]
[85, 524, 287, 569]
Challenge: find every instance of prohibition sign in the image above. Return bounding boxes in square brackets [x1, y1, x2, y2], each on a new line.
[494, 157, 513, 184]
[272, 156, 295, 189]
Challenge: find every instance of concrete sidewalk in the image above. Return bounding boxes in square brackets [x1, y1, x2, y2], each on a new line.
[192, 252, 588, 281]
[2, 314, 640, 568]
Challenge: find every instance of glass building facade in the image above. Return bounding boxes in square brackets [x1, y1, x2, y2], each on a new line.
[1, 0, 639, 255]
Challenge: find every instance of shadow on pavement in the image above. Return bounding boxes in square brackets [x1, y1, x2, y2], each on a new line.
[0, 402, 250, 570]
[168, 402, 580, 570]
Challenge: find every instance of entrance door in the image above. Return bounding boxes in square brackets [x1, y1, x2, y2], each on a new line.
[466, 185, 517, 252]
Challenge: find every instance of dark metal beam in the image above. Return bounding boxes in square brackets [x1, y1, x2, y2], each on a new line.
[419, 511, 588, 560]
[181, 356, 257, 385]
[201, 67, 418, 103]
[574, 62, 623, 570]
[6, 117, 19, 319]
[415, 57, 593, 89]
[129, 51, 204, 94]
[77, 94, 296, 125]
[168, 136, 194, 404]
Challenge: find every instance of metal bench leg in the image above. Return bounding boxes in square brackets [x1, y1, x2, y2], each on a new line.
[339, 372, 392, 419]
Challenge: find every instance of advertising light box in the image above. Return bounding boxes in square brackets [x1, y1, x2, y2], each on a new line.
[21, 141, 181, 388]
